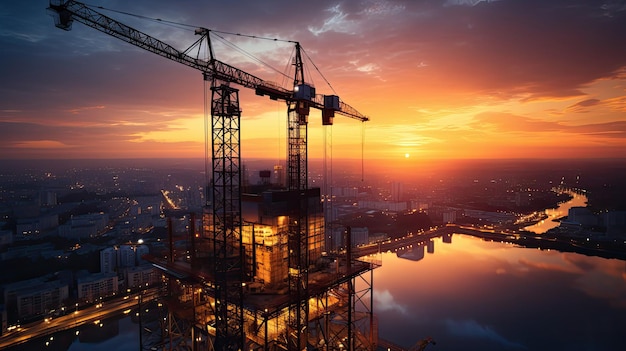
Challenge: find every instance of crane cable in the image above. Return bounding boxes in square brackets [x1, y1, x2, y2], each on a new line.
[83, 3, 197, 32]
[210, 32, 291, 81]
[323, 124, 333, 250]
[301, 47, 337, 96]
[85, 2, 293, 82]
[361, 122, 366, 182]
[210, 29, 296, 44]
[204, 79, 210, 206]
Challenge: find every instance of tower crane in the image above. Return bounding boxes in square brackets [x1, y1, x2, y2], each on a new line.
[48, 1, 369, 350]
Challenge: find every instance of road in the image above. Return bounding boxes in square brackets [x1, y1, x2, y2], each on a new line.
[0, 288, 158, 349]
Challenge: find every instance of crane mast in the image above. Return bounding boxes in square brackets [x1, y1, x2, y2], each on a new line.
[48, 1, 370, 351]
[286, 42, 310, 351]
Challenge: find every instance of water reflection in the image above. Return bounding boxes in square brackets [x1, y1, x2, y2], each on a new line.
[374, 234, 626, 350]
[8, 314, 139, 351]
[67, 317, 138, 351]
[524, 190, 588, 234]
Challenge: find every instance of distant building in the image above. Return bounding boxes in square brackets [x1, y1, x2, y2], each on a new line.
[77, 272, 118, 302]
[349, 227, 369, 247]
[133, 196, 162, 216]
[331, 187, 359, 198]
[118, 245, 136, 268]
[15, 213, 58, 239]
[2, 277, 69, 323]
[358, 200, 407, 212]
[136, 245, 149, 264]
[58, 212, 109, 239]
[391, 182, 404, 202]
[515, 191, 532, 207]
[443, 210, 457, 224]
[568, 207, 598, 227]
[410, 200, 430, 212]
[273, 164, 284, 187]
[39, 190, 58, 207]
[369, 232, 388, 243]
[602, 211, 626, 237]
[125, 264, 159, 289]
[330, 227, 345, 250]
[100, 247, 117, 273]
[329, 226, 369, 249]
[100, 244, 149, 273]
[0, 242, 55, 261]
[463, 209, 515, 224]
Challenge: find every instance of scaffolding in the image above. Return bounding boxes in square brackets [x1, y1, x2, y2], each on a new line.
[144, 205, 379, 351]
[143, 64, 378, 351]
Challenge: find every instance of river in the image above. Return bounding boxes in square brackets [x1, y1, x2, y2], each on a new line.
[374, 234, 626, 350]
[523, 189, 588, 234]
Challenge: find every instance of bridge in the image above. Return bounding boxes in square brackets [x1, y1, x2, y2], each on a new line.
[352, 224, 626, 261]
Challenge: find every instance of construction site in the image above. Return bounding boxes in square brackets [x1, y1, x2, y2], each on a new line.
[48, 1, 379, 350]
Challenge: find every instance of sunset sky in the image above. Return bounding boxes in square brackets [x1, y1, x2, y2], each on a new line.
[1, 0, 625, 162]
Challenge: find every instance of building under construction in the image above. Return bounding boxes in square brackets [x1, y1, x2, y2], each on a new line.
[147, 183, 379, 351]
[48, 1, 377, 350]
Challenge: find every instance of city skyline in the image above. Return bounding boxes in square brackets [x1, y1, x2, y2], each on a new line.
[1, 0, 626, 162]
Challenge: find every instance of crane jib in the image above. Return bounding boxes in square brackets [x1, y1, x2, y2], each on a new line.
[47, 0, 369, 123]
